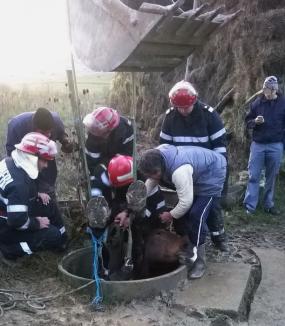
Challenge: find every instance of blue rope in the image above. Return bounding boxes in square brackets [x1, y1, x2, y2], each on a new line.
[87, 227, 108, 305]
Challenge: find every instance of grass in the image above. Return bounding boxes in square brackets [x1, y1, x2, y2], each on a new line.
[225, 174, 285, 230]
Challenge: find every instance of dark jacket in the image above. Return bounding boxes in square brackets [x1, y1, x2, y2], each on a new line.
[6, 111, 66, 155]
[90, 164, 165, 220]
[0, 158, 40, 231]
[245, 94, 285, 144]
[159, 100, 227, 156]
[85, 116, 134, 174]
[6, 111, 66, 193]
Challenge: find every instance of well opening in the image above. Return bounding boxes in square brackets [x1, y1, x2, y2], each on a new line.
[58, 246, 187, 303]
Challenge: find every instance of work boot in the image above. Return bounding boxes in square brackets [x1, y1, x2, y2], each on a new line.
[264, 207, 281, 216]
[86, 196, 111, 229]
[212, 233, 229, 252]
[126, 180, 147, 213]
[189, 244, 206, 279]
[213, 239, 229, 252]
[178, 242, 197, 269]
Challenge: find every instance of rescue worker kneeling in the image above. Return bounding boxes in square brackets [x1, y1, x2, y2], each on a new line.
[138, 144, 227, 279]
[0, 132, 67, 262]
[86, 155, 167, 279]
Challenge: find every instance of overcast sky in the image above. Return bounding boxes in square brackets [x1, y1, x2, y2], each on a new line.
[0, 0, 84, 82]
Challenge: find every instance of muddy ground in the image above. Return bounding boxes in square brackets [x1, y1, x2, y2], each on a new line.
[1, 196, 285, 326]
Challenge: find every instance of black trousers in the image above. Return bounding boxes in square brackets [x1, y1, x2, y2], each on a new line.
[0, 198, 66, 259]
[173, 196, 215, 246]
[206, 166, 229, 242]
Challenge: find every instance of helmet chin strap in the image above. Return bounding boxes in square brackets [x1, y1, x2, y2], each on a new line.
[11, 149, 39, 179]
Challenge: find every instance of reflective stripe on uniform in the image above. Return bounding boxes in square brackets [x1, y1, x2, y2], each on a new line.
[101, 172, 111, 186]
[211, 228, 225, 236]
[157, 200, 165, 210]
[122, 134, 134, 144]
[59, 226, 66, 234]
[159, 131, 173, 141]
[85, 148, 101, 158]
[7, 205, 28, 213]
[213, 147, 227, 153]
[20, 242, 33, 255]
[145, 209, 151, 217]
[0, 194, 8, 205]
[91, 188, 102, 197]
[173, 135, 209, 143]
[210, 128, 226, 141]
[18, 218, 30, 230]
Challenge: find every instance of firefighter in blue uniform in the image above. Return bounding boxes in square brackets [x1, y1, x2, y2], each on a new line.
[6, 107, 73, 198]
[87, 155, 167, 279]
[89, 155, 166, 228]
[138, 144, 227, 279]
[0, 132, 67, 263]
[159, 80, 228, 252]
[83, 106, 134, 198]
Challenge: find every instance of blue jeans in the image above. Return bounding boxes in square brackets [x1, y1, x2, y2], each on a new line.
[243, 142, 283, 212]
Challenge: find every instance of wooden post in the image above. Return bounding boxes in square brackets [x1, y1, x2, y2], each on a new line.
[131, 72, 137, 181]
[66, 69, 91, 203]
[193, 0, 199, 10]
[66, 0, 91, 203]
[184, 54, 193, 81]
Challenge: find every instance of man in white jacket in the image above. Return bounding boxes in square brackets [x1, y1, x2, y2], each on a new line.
[138, 144, 227, 279]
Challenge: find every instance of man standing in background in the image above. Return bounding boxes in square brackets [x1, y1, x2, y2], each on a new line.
[244, 76, 285, 215]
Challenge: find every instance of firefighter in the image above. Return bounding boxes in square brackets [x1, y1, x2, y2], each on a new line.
[159, 80, 229, 252]
[87, 155, 166, 232]
[0, 132, 67, 263]
[87, 155, 166, 279]
[138, 144, 227, 279]
[6, 107, 73, 200]
[83, 107, 134, 198]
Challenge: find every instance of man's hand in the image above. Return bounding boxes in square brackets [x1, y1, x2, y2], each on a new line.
[255, 115, 264, 125]
[159, 211, 173, 224]
[114, 211, 130, 229]
[38, 192, 51, 205]
[36, 216, 50, 229]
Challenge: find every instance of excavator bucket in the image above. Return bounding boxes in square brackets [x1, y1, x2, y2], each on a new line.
[67, 0, 241, 72]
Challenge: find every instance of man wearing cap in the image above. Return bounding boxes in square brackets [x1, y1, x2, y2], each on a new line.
[6, 107, 73, 201]
[159, 81, 229, 253]
[0, 133, 67, 263]
[83, 107, 134, 198]
[244, 76, 285, 215]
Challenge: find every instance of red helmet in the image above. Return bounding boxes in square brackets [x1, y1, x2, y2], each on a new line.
[169, 81, 198, 108]
[108, 155, 134, 188]
[15, 132, 57, 161]
[83, 107, 120, 136]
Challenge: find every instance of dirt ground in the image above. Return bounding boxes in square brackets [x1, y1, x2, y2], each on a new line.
[1, 198, 285, 326]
